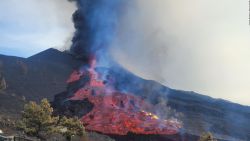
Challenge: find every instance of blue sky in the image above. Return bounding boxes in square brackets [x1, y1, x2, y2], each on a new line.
[0, 0, 75, 57]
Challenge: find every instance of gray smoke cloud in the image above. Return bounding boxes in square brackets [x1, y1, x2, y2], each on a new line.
[110, 0, 250, 105]
[67, 0, 128, 65]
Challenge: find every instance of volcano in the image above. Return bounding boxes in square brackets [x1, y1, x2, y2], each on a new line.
[54, 58, 181, 136]
[1, 49, 250, 141]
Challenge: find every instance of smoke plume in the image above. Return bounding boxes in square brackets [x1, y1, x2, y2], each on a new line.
[68, 0, 250, 105]
[110, 0, 250, 105]
[69, 0, 128, 65]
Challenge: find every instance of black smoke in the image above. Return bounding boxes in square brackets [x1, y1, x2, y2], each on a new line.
[68, 0, 127, 64]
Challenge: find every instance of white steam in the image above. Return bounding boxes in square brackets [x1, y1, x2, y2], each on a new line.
[111, 0, 250, 105]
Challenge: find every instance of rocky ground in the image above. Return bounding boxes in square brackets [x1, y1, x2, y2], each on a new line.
[0, 48, 249, 141]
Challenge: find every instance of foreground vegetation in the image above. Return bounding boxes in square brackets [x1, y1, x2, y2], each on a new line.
[17, 99, 86, 141]
[198, 132, 217, 141]
[15, 99, 115, 141]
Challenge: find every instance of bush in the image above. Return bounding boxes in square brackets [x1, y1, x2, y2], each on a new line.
[59, 116, 86, 141]
[199, 132, 217, 141]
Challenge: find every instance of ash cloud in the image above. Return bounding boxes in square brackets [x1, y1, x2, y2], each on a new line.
[68, 0, 128, 64]
[110, 0, 250, 105]
[67, 0, 250, 105]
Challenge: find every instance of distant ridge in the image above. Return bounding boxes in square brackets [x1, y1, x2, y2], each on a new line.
[0, 48, 83, 101]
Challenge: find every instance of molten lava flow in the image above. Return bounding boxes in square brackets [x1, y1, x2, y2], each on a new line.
[66, 60, 181, 135]
[66, 70, 83, 83]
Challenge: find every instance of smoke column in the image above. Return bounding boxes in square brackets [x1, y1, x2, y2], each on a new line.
[68, 0, 250, 105]
[69, 0, 128, 66]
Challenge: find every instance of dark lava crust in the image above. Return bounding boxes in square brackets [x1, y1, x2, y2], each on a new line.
[52, 91, 94, 118]
[106, 132, 199, 141]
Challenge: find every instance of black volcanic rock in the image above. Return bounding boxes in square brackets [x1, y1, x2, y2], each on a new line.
[0, 48, 83, 101]
[108, 133, 200, 141]
[53, 64, 250, 141]
[52, 91, 94, 118]
[103, 66, 250, 141]
[0, 49, 249, 141]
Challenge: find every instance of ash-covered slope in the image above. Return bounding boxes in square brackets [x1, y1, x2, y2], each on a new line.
[0, 48, 82, 101]
[104, 66, 250, 141]
[0, 49, 249, 141]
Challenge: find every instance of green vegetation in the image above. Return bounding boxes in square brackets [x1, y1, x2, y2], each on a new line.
[59, 116, 86, 141]
[17, 99, 59, 137]
[199, 132, 217, 141]
[17, 99, 86, 141]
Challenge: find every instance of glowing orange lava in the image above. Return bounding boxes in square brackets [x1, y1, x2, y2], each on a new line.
[67, 60, 181, 135]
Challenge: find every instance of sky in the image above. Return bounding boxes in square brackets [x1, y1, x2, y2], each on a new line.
[111, 0, 250, 106]
[0, 0, 75, 57]
[0, 0, 249, 105]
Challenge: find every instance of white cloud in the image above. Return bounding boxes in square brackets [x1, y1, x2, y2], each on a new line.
[0, 0, 76, 57]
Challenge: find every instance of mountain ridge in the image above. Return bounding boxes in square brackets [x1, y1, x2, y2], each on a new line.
[0, 48, 249, 141]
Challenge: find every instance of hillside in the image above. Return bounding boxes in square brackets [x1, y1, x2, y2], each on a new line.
[0, 48, 249, 141]
[0, 49, 82, 101]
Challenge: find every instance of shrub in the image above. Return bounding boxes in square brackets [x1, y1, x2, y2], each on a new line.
[59, 116, 86, 141]
[199, 132, 217, 141]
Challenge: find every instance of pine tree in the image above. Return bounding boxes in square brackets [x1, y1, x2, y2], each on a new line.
[17, 99, 86, 140]
[17, 99, 59, 138]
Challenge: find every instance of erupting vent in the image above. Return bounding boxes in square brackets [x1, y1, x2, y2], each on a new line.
[66, 60, 181, 135]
